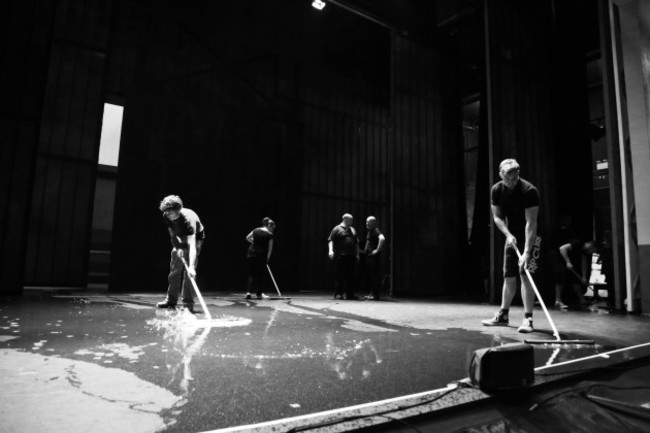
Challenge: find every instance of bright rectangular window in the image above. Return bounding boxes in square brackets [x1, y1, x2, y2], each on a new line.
[98, 103, 123, 166]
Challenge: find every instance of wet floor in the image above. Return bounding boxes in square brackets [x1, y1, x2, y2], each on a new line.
[0, 293, 644, 433]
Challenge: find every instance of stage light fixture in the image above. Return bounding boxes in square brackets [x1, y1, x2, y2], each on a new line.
[312, 0, 326, 11]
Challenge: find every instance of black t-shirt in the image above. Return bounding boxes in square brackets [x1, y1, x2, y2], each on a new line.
[247, 228, 273, 259]
[328, 224, 358, 257]
[364, 228, 383, 254]
[491, 178, 540, 237]
[164, 208, 205, 247]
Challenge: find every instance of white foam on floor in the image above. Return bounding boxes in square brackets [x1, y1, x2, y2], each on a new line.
[147, 310, 252, 330]
[193, 317, 252, 328]
[0, 349, 181, 433]
[75, 342, 159, 362]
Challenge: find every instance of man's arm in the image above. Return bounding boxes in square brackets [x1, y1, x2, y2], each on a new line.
[521, 206, 539, 266]
[267, 239, 273, 262]
[173, 232, 196, 277]
[372, 234, 386, 255]
[559, 242, 574, 268]
[186, 233, 197, 278]
[491, 204, 516, 248]
[353, 228, 360, 259]
[328, 240, 334, 259]
[246, 230, 254, 243]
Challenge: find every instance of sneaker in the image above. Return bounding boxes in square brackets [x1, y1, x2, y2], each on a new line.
[517, 318, 534, 333]
[245, 293, 252, 300]
[182, 304, 195, 314]
[481, 311, 509, 326]
[345, 294, 360, 300]
[554, 301, 569, 310]
[257, 294, 270, 300]
[156, 300, 176, 309]
[364, 295, 375, 300]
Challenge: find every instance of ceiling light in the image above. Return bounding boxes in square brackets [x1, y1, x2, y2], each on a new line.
[312, 0, 326, 11]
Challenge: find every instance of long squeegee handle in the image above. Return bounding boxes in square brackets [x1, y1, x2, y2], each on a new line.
[515, 248, 561, 340]
[267, 264, 283, 297]
[181, 258, 212, 320]
[174, 235, 212, 319]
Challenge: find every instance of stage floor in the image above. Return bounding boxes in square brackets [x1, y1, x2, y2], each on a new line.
[1, 292, 649, 432]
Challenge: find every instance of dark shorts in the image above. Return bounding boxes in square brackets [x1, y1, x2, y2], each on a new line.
[503, 236, 542, 278]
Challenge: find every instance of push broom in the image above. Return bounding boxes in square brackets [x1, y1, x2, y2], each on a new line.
[266, 264, 291, 300]
[515, 249, 593, 345]
[568, 267, 593, 295]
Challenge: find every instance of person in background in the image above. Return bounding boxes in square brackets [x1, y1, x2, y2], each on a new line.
[553, 239, 596, 310]
[328, 213, 360, 300]
[361, 216, 386, 300]
[481, 159, 540, 333]
[245, 217, 275, 300]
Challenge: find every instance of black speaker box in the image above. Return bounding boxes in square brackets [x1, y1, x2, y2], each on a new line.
[469, 343, 534, 393]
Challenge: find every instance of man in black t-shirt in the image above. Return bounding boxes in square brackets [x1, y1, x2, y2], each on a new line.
[328, 213, 360, 300]
[361, 216, 386, 300]
[245, 217, 275, 300]
[156, 195, 206, 312]
[482, 159, 540, 333]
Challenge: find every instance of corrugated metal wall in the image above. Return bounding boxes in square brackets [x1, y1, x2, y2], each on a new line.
[23, 0, 113, 286]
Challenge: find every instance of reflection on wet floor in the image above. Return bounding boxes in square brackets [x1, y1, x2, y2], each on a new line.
[0, 295, 621, 432]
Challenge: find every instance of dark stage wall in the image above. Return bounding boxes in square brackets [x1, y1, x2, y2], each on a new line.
[1, 1, 58, 295]
[107, 1, 464, 295]
[1, 0, 599, 299]
[484, 0, 562, 302]
[23, 0, 113, 287]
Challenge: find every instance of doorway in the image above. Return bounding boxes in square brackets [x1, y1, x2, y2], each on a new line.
[88, 102, 123, 290]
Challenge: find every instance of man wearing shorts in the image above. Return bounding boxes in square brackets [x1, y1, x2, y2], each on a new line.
[482, 159, 540, 333]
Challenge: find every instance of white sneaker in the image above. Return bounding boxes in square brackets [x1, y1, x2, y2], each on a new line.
[257, 293, 270, 300]
[517, 317, 534, 333]
[481, 311, 509, 326]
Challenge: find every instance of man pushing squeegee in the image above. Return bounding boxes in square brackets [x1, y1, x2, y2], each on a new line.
[155, 195, 211, 319]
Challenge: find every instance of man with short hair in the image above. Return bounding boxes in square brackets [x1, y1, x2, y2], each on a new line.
[157, 195, 205, 312]
[482, 159, 540, 333]
[328, 213, 360, 300]
[362, 216, 386, 300]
